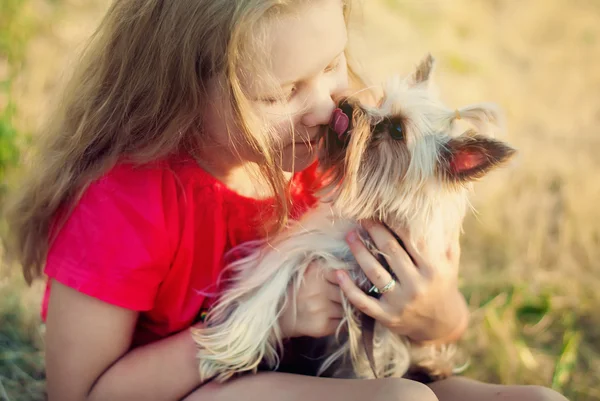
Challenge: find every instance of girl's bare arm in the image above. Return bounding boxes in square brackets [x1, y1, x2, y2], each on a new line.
[45, 280, 202, 401]
[46, 280, 438, 401]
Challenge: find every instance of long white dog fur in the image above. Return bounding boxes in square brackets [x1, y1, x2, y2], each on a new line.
[191, 54, 516, 383]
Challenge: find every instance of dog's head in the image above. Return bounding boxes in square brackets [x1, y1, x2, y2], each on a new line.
[319, 54, 516, 235]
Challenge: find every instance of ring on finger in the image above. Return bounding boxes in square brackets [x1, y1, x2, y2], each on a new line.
[369, 278, 396, 295]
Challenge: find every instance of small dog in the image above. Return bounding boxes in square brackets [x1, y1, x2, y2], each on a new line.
[191, 54, 516, 383]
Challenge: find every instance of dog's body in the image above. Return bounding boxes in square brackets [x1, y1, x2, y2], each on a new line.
[192, 55, 516, 383]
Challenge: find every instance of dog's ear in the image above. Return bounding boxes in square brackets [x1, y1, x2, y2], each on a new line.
[452, 103, 505, 138]
[408, 54, 435, 88]
[439, 133, 516, 182]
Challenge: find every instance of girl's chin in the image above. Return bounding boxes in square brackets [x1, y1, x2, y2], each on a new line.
[280, 152, 318, 173]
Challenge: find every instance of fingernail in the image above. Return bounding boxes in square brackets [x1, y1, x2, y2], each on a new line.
[346, 231, 358, 243]
[336, 271, 346, 283]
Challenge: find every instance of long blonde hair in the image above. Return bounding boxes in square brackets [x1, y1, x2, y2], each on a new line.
[5, 0, 364, 284]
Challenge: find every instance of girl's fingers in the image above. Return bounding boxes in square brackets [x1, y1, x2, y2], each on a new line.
[385, 224, 432, 276]
[335, 270, 391, 325]
[346, 231, 395, 292]
[446, 232, 461, 273]
[359, 221, 420, 285]
[390, 225, 460, 278]
[323, 268, 340, 285]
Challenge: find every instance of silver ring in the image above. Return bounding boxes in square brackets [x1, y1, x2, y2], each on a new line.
[369, 279, 396, 295]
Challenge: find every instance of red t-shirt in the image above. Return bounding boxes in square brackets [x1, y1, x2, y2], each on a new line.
[41, 153, 319, 347]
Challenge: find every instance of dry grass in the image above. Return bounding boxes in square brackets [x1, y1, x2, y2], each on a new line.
[0, 269, 46, 401]
[1, 0, 599, 400]
[349, 1, 600, 398]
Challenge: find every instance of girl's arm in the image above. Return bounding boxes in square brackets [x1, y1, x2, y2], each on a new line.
[45, 280, 202, 401]
[47, 278, 437, 401]
[46, 261, 348, 401]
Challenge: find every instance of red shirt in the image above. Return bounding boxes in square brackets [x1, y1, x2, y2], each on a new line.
[41, 153, 319, 347]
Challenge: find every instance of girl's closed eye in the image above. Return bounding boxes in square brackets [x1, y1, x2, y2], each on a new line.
[261, 86, 298, 104]
[260, 54, 342, 104]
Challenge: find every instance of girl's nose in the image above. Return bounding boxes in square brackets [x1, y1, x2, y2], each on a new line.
[300, 87, 337, 128]
[301, 73, 349, 128]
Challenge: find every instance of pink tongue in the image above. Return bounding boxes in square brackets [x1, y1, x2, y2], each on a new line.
[330, 108, 349, 138]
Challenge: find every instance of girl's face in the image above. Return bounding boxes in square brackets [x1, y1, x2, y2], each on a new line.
[204, 0, 350, 173]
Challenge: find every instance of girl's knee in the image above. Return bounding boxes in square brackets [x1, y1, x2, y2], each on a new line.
[523, 386, 569, 401]
[382, 378, 439, 401]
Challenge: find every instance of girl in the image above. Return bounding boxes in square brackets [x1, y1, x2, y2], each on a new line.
[6, 0, 567, 400]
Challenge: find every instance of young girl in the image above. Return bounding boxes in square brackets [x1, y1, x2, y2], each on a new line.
[6, 1, 567, 400]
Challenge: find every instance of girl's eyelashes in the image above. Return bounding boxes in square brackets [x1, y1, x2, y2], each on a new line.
[259, 86, 298, 104]
[260, 86, 297, 104]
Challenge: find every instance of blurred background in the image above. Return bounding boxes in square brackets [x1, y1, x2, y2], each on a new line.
[0, 0, 598, 400]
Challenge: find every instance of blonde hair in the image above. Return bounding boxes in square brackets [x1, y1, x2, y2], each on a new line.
[5, 0, 364, 284]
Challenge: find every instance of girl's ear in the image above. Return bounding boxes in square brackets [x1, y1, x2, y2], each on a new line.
[408, 53, 435, 88]
[439, 132, 516, 182]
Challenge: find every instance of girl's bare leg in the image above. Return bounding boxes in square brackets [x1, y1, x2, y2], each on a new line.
[184, 372, 439, 401]
[428, 376, 569, 401]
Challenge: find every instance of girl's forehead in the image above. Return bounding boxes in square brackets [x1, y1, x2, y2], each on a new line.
[243, 0, 347, 94]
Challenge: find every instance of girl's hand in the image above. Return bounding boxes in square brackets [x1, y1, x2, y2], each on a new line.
[279, 262, 344, 339]
[337, 220, 469, 344]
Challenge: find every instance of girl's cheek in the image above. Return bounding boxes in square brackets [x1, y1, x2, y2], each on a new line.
[334, 63, 350, 92]
[256, 116, 293, 145]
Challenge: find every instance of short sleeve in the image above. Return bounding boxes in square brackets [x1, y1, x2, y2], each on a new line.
[44, 162, 180, 312]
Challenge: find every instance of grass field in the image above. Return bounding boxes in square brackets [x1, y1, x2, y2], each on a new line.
[1, 0, 599, 400]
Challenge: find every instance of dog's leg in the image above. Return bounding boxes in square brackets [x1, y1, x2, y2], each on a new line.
[192, 245, 309, 382]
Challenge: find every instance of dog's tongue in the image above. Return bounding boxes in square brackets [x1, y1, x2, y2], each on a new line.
[330, 108, 349, 139]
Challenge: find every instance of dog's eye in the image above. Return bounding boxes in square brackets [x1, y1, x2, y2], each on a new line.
[390, 123, 404, 140]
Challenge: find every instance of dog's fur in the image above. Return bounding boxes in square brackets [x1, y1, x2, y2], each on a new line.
[191, 55, 516, 383]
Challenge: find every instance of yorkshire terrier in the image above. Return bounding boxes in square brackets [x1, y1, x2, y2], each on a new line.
[191, 54, 516, 383]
